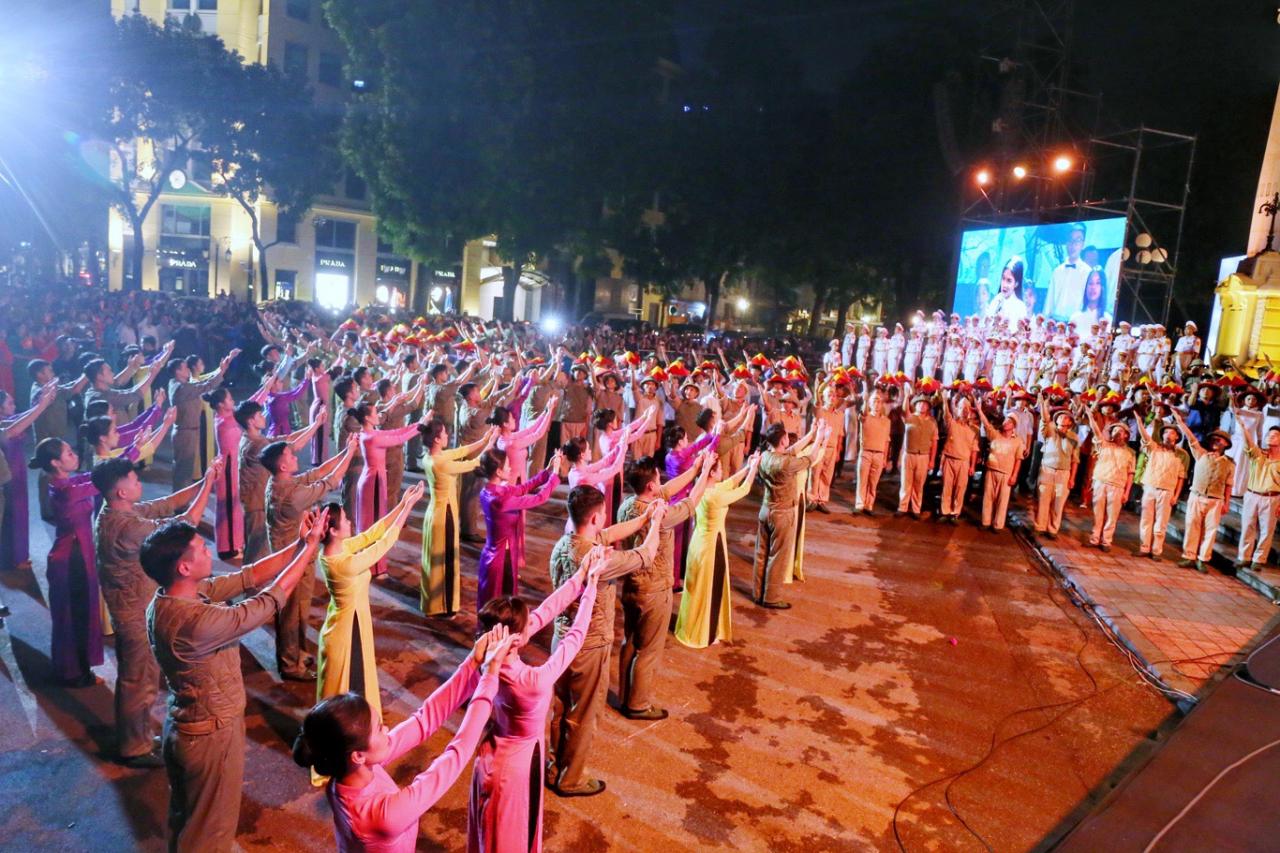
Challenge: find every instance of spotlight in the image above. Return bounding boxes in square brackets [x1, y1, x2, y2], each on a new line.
[1012, 165, 1028, 180]
[1052, 154, 1073, 173]
[735, 297, 750, 312]
[540, 315, 563, 334]
[974, 168, 992, 187]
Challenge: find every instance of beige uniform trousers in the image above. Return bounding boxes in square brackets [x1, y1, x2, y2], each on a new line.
[753, 507, 796, 603]
[163, 715, 245, 853]
[1182, 493, 1223, 562]
[1139, 484, 1176, 556]
[898, 451, 929, 514]
[940, 456, 968, 516]
[619, 585, 672, 713]
[1035, 466, 1071, 534]
[856, 449, 886, 511]
[981, 469, 1014, 530]
[1089, 481, 1125, 546]
[1238, 491, 1279, 565]
[549, 642, 610, 790]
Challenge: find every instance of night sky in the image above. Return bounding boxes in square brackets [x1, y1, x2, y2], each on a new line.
[6, 0, 1279, 326]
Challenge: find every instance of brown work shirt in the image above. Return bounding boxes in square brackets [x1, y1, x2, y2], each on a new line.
[549, 533, 650, 650]
[265, 468, 343, 551]
[169, 373, 223, 430]
[616, 494, 694, 594]
[147, 567, 290, 731]
[95, 493, 192, 613]
[758, 449, 811, 512]
[559, 383, 593, 424]
[238, 434, 272, 512]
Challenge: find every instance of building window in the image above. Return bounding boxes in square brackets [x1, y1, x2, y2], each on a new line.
[276, 216, 297, 244]
[286, 0, 310, 21]
[198, 0, 216, 9]
[344, 170, 366, 200]
[274, 269, 297, 300]
[318, 51, 342, 87]
[161, 204, 211, 238]
[283, 42, 308, 79]
[315, 218, 356, 250]
[169, 0, 217, 8]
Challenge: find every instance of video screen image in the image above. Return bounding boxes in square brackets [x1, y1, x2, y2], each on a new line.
[952, 217, 1127, 328]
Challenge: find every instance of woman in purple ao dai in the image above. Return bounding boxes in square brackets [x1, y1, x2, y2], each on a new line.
[475, 449, 561, 611]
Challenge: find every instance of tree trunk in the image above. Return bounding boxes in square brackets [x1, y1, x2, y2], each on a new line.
[256, 236, 270, 301]
[834, 299, 850, 342]
[125, 209, 144, 291]
[807, 286, 828, 337]
[499, 264, 520, 322]
[704, 270, 727, 329]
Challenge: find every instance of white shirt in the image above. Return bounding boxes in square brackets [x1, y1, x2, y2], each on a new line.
[1048, 260, 1091, 320]
[985, 292, 1027, 329]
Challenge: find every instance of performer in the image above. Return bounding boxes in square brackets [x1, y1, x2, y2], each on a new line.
[807, 387, 845, 513]
[753, 421, 829, 609]
[662, 423, 720, 587]
[592, 407, 649, 521]
[1082, 413, 1134, 551]
[1232, 416, 1280, 572]
[30, 438, 102, 686]
[92, 455, 220, 767]
[616, 453, 713, 719]
[375, 376, 424, 506]
[1227, 388, 1265, 498]
[546, 486, 662, 796]
[469, 549, 610, 852]
[476, 449, 561, 609]
[419, 419, 497, 616]
[28, 359, 88, 522]
[293, 627, 512, 853]
[519, 362, 559, 474]
[0, 386, 58, 571]
[496, 396, 557, 486]
[352, 402, 426, 576]
[557, 366, 593, 443]
[1169, 409, 1233, 573]
[316, 483, 425, 726]
[855, 388, 892, 514]
[142, 511, 322, 852]
[1033, 396, 1079, 539]
[897, 396, 938, 519]
[975, 406, 1025, 531]
[457, 379, 521, 543]
[308, 358, 337, 466]
[1131, 409, 1186, 559]
[207, 383, 274, 559]
[938, 392, 979, 523]
[263, 437, 357, 680]
[675, 452, 761, 648]
[83, 408, 172, 468]
[237, 400, 322, 564]
[167, 350, 237, 490]
[265, 368, 310, 438]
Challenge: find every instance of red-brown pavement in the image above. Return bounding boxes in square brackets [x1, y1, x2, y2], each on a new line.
[0, 467, 1185, 851]
[1029, 501, 1280, 697]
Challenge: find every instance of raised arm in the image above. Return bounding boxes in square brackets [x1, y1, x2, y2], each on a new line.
[287, 416, 325, 452]
[658, 456, 700, 499]
[602, 502, 653, 544]
[1169, 408, 1204, 458]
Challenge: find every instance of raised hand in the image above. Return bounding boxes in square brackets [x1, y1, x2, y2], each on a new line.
[405, 481, 426, 505]
[547, 449, 564, 472]
[205, 454, 226, 482]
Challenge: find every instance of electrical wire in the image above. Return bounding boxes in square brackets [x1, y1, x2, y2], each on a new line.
[1141, 737, 1280, 852]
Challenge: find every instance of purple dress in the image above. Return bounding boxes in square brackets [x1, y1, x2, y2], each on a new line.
[115, 402, 163, 446]
[267, 381, 308, 437]
[3, 436, 29, 569]
[475, 469, 559, 610]
[47, 472, 102, 681]
[664, 431, 718, 586]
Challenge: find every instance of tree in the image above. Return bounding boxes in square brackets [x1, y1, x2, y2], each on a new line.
[324, 0, 676, 320]
[91, 14, 243, 290]
[203, 61, 340, 293]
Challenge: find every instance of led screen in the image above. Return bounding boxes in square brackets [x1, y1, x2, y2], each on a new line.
[952, 217, 1127, 328]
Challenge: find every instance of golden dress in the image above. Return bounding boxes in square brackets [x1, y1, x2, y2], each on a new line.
[674, 474, 754, 648]
[420, 446, 480, 615]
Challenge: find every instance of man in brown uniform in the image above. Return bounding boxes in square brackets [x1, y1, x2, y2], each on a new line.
[236, 400, 320, 563]
[376, 375, 424, 504]
[615, 453, 714, 717]
[558, 366, 594, 443]
[426, 360, 477, 447]
[168, 349, 238, 490]
[92, 455, 221, 767]
[754, 421, 829, 609]
[896, 396, 939, 518]
[143, 512, 322, 851]
[262, 437, 356, 680]
[547, 486, 664, 797]
[855, 389, 892, 514]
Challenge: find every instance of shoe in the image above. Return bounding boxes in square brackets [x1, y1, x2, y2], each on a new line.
[461, 535, 485, 545]
[304, 655, 316, 668]
[407, 466, 425, 474]
[911, 512, 924, 521]
[553, 779, 607, 798]
[1234, 560, 1248, 570]
[121, 747, 165, 769]
[1045, 531, 1057, 540]
[1250, 562, 1266, 572]
[1100, 544, 1111, 553]
[1195, 561, 1208, 574]
[280, 668, 317, 682]
[948, 516, 959, 525]
[864, 508, 875, 517]
[757, 600, 792, 610]
[893, 510, 905, 518]
[621, 706, 669, 721]
[806, 502, 818, 512]
[1177, 558, 1195, 568]
[1087, 540, 1099, 548]
[1148, 552, 1161, 561]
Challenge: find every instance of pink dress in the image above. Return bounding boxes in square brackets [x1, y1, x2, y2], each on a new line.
[327, 660, 499, 853]
[213, 415, 244, 554]
[497, 407, 552, 487]
[356, 423, 421, 575]
[467, 576, 597, 853]
[310, 370, 332, 465]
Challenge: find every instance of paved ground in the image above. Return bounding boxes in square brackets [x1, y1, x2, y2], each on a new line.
[1031, 504, 1280, 697]
[0, 463, 1208, 851]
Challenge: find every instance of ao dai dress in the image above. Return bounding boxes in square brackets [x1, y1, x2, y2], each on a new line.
[675, 474, 754, 648]
[476, 469, 559, 610]
[317, 511, 410, 720]
[356, 423, 421, 576]
[46, 471, 103, 681]
[664, 431, 718, 585]
[467, 575, 597, 853]
[420, 446, 482, 615]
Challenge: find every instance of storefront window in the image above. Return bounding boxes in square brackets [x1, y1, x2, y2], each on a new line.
[315, 218, 356, 250]
[274, 270, 297, 300]
[161, 204, 211, 237]
[315, 273, 350, 310]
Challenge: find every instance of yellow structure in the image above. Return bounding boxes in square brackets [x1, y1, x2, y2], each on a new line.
[106, 0, 450, 310]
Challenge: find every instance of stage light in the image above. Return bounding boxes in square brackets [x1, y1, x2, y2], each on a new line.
[974, 168, 992, 187]
[1122, 247, 1131, 261]
[735, 297, 750, 312]
[1052, 154, 1073, 173]
[1137, 249, 1152, 265]
[1135, 233, 1153, 248]
[540, 315, 563, 334]
[1151, 247, 1168, 263]
[1012, 165, 1028, 180]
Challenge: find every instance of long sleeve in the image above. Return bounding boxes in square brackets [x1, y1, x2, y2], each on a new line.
[368, 670, 498, 833]
[716, 473, 754, 505]
[342, 513, 397, 555]
[384, 657, 482, 764]
[524, 571, 584, 637]
[174, 585, 290, 657]
[507, 406, 552, 449]
[518, 583, 597, 688]
[136, 491, 192, 519]
[500, 474, 559, 512]
[366, 422, 419, 449]
[346, 519, 407, 574]
[436, 455, 481, 475]
[117, 402, 162, 443]
[273, 381, 309, 406]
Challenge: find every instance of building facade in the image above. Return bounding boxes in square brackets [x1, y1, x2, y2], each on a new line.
[107, 0, 432, 310]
